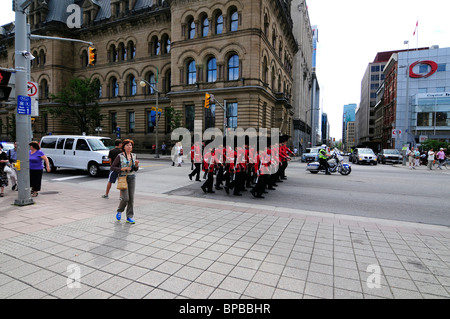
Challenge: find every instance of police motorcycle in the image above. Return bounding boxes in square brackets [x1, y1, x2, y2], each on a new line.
[306, 147, 351, 175]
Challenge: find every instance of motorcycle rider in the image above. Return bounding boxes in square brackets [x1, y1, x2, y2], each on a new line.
[318, 144, 331, 175]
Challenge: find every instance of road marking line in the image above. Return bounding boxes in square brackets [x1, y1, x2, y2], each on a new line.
[52, 176, 89, 181]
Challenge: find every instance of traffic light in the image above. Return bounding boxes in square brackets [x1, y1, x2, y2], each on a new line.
[88, 46, 96, 66]
[0, 70, 12, 101]
[204, 93, 211, 109]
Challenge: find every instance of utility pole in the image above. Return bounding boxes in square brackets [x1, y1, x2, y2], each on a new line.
[14, 0, 34, 206]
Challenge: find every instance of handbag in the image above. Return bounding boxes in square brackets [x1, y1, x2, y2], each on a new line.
[117, 174, 128, 190]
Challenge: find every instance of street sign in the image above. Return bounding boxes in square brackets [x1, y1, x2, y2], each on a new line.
[17, 95, 31, 115]
[27, 81, 38, 97]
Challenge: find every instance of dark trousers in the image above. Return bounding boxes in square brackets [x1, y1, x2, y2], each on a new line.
[230, 171, 243, 194]
[30, 169, 43, 192]
[215, 165, 224, 187]
[252, 174, 267, 196]
[319, 158, 330, 173]
[202, 171, 214, 191]
[189, 163, 201, 181]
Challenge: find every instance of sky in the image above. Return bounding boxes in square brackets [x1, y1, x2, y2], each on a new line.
[306, 0, 450, 138]
[2, 1, 450, 139]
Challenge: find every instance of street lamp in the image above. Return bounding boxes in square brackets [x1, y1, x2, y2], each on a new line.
[139, 79, 160, 158]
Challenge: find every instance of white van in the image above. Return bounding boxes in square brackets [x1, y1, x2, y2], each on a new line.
[39, 135, 112, 177]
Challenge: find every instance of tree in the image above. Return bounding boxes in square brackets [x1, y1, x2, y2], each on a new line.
[49, 77, 103, 135]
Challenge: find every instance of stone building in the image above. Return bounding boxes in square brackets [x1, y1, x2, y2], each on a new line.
[0, 0, 303, 150]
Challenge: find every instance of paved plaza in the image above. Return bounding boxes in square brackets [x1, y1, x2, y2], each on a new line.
[0, 175, 449, 300]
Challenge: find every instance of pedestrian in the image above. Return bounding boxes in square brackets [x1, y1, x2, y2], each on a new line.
[175, 142, 183, 167]
[6, 142, 18, 190]
[29, 141, 51, 197]
[408, 147, 416, 169]
[111, 139, 139, 224]
[201, 147, 216, 193]
[414, 147, 420, 167]
[0, 144, 9, 197]
[427, 148, 435, 170]
[188, 140, 202, 181]
[102, 139, 122, 199]
[436, 148, 446, 170]
[161, 141, 167, 155]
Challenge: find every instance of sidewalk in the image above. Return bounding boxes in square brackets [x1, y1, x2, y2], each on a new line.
[0, 181, 449, 299]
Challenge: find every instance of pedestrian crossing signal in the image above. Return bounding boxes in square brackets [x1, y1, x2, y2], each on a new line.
[88, 46, 96, 66]
[204, 93, 211, 109]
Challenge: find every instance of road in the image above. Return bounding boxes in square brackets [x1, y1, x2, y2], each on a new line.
[42, 157, 450, 227]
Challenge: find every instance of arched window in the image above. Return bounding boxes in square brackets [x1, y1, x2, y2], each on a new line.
[187, 60, 196, 84]
[161, 34, 171, 54]
[111, 77, 119, 97]
[264, 13, 269, 36]
[40, 79, 49, 99]
[228, 55, 239, 81]
[82, 50, 88, 67]
[188, 18, 195, 39]
[127, 41, 136, 59]
[215, 14, 223, 35]
[230, 10, 238, 32]
[128, 75, 136, 96]
[207, 57, 217, 82]
[146, 73, 156, 94]
[262, 57, 268, 83]
[118, 43, 126, 61]
[110, 44, 117, 62]
[202, 16, 209, 37]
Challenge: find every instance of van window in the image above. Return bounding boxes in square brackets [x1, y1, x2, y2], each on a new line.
[64, 138, 74, 150]
[88, 139, 108, 151]
[57, 138, 65, 149]
[76, 139, 90, 151]
[41, 137, 58, 149]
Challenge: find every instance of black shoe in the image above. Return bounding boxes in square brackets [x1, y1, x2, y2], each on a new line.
[195, 179, 201, 182]
[207, 190, 215, 193]
[12, 184, 17, 191]
[215, 186, 223, 190]
[325, 172, 331, 175]
[256, 195, 265, 199]
[201, 186, 207, 193]
[224, 186, 230, 194]
[188, 174, 192, 181]
[263, 191, 268, 193]
[267, 187, 276, 190]
[250, 189, 257, 198]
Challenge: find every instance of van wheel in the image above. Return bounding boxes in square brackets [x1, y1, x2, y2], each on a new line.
[88, 163, 100, 177]
[48, 158, 57, 173]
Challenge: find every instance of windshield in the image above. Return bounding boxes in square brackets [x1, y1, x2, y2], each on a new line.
[310, 148, 321, 153]
[101, 138, 115, 150]
[384, 149, 399, 154]
[87, 139, 108, 151]
[359, 148, 375, 154]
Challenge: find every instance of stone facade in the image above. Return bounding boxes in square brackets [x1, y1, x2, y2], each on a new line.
[0, 0, 305, 150]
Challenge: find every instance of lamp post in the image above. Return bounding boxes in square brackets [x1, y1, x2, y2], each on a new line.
[139, 79, 160, 158]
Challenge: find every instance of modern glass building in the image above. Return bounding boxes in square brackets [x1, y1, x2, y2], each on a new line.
[395, 46, 450, 149]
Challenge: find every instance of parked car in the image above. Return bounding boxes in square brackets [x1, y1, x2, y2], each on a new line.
[39, 135, 112, 176]
[350, 148, 377, 165]
[301, 147, 321, 162]
[377, 149, 402, 164]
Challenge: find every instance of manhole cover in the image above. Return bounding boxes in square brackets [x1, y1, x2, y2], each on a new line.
[168, 189, 196, 196]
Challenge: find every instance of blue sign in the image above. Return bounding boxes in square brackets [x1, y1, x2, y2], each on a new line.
[17, 95, 31, 115]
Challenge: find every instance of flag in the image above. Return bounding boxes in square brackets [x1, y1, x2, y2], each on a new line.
[413, 20, 418, 36]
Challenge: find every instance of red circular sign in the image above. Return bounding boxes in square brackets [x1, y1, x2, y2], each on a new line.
[409, 60, 438, 78]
